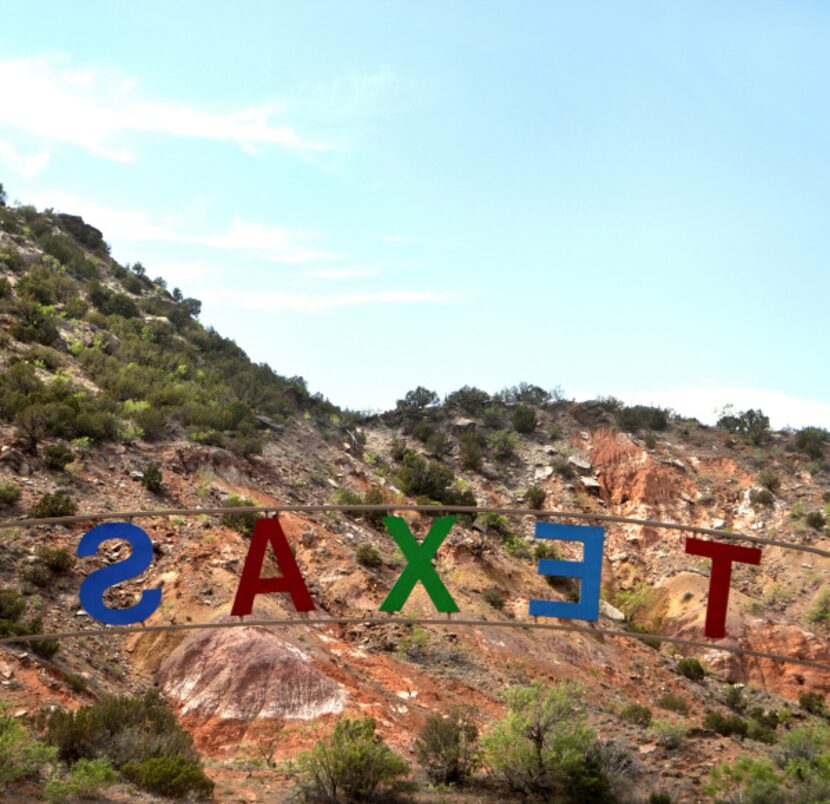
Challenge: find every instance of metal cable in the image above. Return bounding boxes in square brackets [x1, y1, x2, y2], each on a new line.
[1, 616, 829, 672]
[2, 504, 828, 557]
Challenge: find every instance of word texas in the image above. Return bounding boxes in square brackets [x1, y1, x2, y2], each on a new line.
[76, 517, 761, 639]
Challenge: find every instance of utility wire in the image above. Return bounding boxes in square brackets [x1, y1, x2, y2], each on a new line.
[2, 504, 828, 557]
[1, 617, 829, 672]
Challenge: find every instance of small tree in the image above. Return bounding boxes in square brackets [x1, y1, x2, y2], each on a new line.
[480, 681, 599, 798]
[415, 706, 479, 786]
[0, 183, 6, 207]
[294, 717, 409, 802]
[396, 387, 439, 411]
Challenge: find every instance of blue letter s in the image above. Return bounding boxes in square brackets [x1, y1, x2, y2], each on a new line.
[77, 522, 161, 625]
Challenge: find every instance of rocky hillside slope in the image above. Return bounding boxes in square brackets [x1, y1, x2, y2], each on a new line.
[1, 196, 829, 801]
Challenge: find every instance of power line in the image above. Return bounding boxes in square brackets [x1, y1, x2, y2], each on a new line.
[2, 504, 828, 557]
[1, 616, 828, 672]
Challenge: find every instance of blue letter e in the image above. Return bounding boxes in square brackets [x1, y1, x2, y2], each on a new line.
[529, 522, 604, 622]
[77, 522, 161, 625]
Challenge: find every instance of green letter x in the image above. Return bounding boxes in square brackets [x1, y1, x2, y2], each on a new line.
[379, 516, 459, 613]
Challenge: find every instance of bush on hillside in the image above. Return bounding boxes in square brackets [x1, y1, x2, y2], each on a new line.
[43, 687, 211, 798]
[141, 462, 164, 494]
[525, 485, 546, 510]
[676, 657, 705, 682]
[0, 715, 57, 785]
[219, 494, 260, 536]
[415, 706, 479, 786]
[30, 492, 77, 519]
[512, 405, 537, 434]
[0, 480, 21, 507]
[619, 704, 652, 727]
[44, 443, 73, 471]
[459, 433, 483, 470]
[444, 385, 490, 416]
[795, 426, 828, 460]
[481, 681, 629, 800]
[294, 716, 410, 803]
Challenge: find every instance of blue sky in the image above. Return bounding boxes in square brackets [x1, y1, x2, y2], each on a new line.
[1, 1, 829, 427]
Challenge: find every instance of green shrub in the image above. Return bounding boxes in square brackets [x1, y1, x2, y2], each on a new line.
[717, 408, 770, 445]
[806, 589, 830, 625]
[396, 453, 475, 507]
[141, 462, 164, 494]
[458, 433, 483, 470]
[356, 545, 382, 569]
[619, 703, 652, 727]
[11, 298, 58, 344]
[799, 692, 827, 716]
[805, 511, 826, 530]
[724, 684, 746, 713]
[483, 588, 506, 610]
[533, 542, 562, 562]
[648, 793, 672, 804]
[30, 491, 77, 519]
[525, 485, 546, 510]
[0, 715, 57, 784]
[512, 405, 537, 434]
[444, 386, 490, 416]
[480, 681, 615, 799]
[676, 657, 705, 682]
[294, 716, 410, 803]
[425, 430, 452, 458]
[487, 429, 519, 460]
[0, 588, 26, 621]
[122, 756, 213, 799]
[705, 756, 784, 803]
[617, 405, 669, 432]
[44, 688, 201, 769]
[45, 758, 117, 802]
[412, 419, 435, 443]
[219, 494, 260, 536]
[415, 706, 478, 786]
[389, 438, 408, 462]
[757, 470, 780, 492]
[397, 625, 430, 660]
[651, 719, 686, 749]
[656, 694, 689, 715]
[0, 480, 21, 507]
[396, 387, 439, 410]
[795, 427, 828, 460]
[44, 443, 73, 471]
[553, 460, 576, 479]
[703, 709, 748, 739]
[749, 488, 774, 506]
[24, 546, 75, 588]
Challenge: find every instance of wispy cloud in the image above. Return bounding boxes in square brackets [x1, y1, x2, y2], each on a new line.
[203, 289, 449, 313]
[30, 191, 336, 264]
[0, 140, 50, 178]
[0, 55, 327, 164]
[302, 268, 380, 280]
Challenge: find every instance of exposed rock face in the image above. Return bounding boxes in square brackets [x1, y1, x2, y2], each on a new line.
[158, 625, 346, 720]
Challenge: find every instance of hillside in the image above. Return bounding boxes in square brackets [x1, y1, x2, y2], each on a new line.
[1, 195, 830, 802]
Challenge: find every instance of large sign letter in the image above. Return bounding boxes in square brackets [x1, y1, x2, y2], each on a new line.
[231, 518, 315, 615]
[77, 522, 161, 625]
[686, 537, 761, 638]
[380, 516, 459, 613]
[529, 523, 605, 621]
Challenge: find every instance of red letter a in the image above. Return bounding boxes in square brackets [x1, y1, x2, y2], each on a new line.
[685, 537, 761, 638]
[231, 518, 315, 615]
